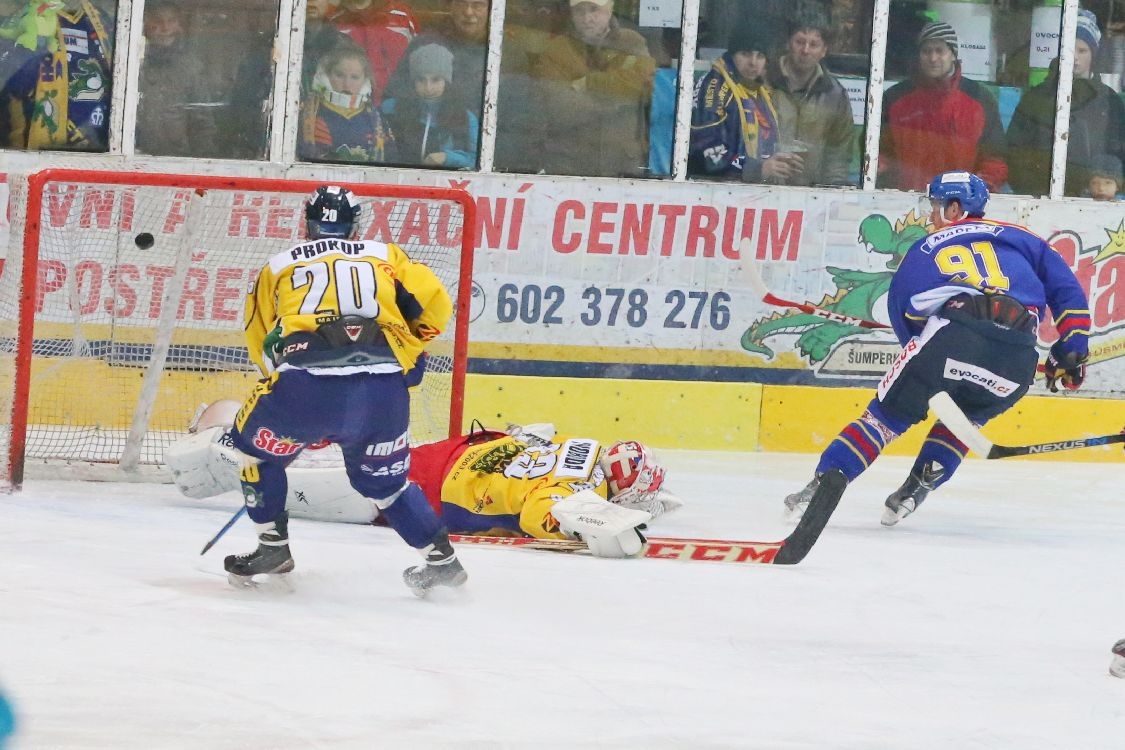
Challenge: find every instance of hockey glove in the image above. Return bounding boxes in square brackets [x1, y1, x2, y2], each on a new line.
[1043, 346, 1088, 393]
[552, 490, 651, 558]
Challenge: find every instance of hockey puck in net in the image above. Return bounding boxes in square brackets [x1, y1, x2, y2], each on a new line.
[134, 232, 155, 249]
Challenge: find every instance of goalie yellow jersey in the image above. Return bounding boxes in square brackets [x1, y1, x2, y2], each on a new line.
[244, 238, 452, 376]
[438, 435, 610, 539]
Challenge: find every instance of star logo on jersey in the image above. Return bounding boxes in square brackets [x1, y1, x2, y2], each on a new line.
[252, 428, 304, 457]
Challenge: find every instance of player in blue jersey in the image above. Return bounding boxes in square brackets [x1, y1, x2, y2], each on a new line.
[785, 171, 1091, 526]
[221, 185, 466, 595]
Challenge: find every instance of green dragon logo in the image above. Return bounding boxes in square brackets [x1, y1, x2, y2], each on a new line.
[741, 210, 930, 363]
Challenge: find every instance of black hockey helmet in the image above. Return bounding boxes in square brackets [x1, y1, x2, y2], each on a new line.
[305, 185, 361, 240]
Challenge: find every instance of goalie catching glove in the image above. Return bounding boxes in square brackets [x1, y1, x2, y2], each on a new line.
[551, 489, 651, 558]
[1043, 344, 1088, 393]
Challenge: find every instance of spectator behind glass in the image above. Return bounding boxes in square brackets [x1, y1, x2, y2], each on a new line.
[384, 0, 488, 113]
[384, 41, 478, 168]
[492, 0, 568, 174]
[766, 10, 855, 186]
[878, 21, 1008, 191]
[531, 0, 655, 178]
[689, 17, 804, 184]
[334, 0, 419, 104]
[299, 45, 397, 163]
[1086, 153, 1123, 201]
[0, 0, 113, 151]
[135, 2, 219, 157]
[303, 0, 357, 93]
[1007, 9, 1125, 197]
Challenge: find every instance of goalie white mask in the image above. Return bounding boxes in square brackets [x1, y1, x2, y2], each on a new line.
[599, 441, 666, 505]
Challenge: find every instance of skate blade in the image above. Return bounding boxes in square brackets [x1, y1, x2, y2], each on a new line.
[407, 570, 469, 599]
[227, 571, 295, 592]
[880, 507, 903, 527]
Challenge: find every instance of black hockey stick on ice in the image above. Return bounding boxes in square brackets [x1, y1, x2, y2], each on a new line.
[457, 472, 846, 565]
[453, 473, 843, 565]
[739, 239, 892, 331]
[200, 506, 246, 556]
[928, 391, 1125, 459]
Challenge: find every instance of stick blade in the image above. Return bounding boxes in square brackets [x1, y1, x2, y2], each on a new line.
[739, 238, 771, 300]
[773, 469, 847, 565]
[928, 391, 995, 457]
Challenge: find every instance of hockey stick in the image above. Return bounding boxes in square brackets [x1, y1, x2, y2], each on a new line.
[740, 239, 891, 330]
[928, 391, 1125, 459]
[449, 472, 846, 565]
[741, 249, 1053, 375]
[200, 506, 246, 556]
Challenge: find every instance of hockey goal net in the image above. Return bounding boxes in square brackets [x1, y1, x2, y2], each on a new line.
[0, 170, 475, 489]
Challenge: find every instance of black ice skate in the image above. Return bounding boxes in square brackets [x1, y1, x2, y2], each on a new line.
[1109, 638, 1125, 678]
[224, 512, 294, 587]
[784, 474, 821, 519]
[403, 531, 468, 597]
[881, 463, 944, 527]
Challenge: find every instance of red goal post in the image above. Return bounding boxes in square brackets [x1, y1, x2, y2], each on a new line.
[0, 170, 475, 490]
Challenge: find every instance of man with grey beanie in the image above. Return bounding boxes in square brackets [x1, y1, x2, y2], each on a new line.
[877, 20, 1008, 192]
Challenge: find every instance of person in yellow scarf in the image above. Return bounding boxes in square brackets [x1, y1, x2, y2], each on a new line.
[689, 16, 804, 184]
[1, 0, 113, 151]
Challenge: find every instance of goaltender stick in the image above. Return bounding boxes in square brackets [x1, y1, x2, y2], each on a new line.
[167, 404, 681, 559]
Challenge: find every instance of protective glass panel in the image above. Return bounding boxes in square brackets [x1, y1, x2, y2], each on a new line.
[296, 0, 486, 170]
[881, 0, 1067, 198]
[135, 0, 278, 159]
[494, 0, 665, 178]
[1056, 2, 1124, 200]
[688, 0, 871, 188]
[0, 0, 118, 153]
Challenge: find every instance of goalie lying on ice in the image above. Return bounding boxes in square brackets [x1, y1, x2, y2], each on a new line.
[166, 402, 683, 557]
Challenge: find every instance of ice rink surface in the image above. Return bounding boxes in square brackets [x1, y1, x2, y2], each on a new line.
[2, 451, 1125, 749]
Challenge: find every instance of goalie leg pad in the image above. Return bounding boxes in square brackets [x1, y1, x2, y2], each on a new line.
[552, 489, 652, 558]
[164, 426, 249, 499]
[284, 468, 377, 524]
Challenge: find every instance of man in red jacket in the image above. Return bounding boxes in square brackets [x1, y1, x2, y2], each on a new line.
[877, 21, 1008, 191]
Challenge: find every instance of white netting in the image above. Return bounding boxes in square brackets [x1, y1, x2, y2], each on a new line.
[0, 171, 470, 485]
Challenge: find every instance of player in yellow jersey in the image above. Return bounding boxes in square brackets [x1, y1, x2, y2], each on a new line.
[409, 423, 682, 554]
[220, 185, 465, 595]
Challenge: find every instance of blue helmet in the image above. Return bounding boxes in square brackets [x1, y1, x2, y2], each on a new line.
[926, 171, 989, 217]
[305, 185, 361, 239]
